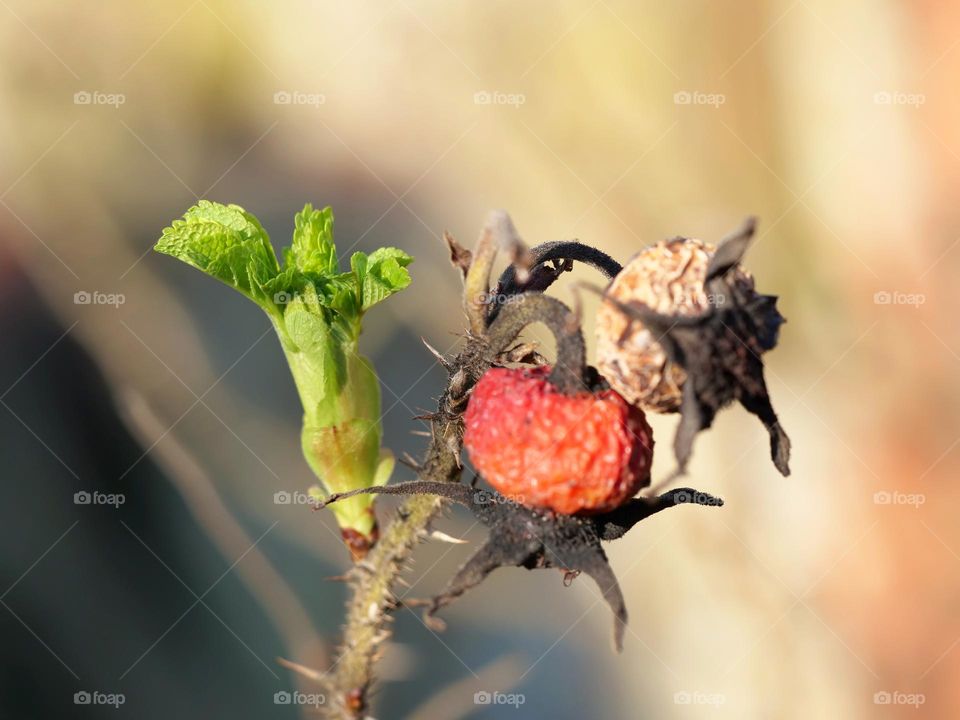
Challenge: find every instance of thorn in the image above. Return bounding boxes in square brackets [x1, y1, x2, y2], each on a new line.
[410, 429, 432, 437]
[423, 613, 447, 632]
[402, 596, 432, 608]
[445, 435, 462, 469]
[421, 337, 452, 370]
[354, 560, 376, 575]
[448, 367, 469, 397]
[412, 413, 439, 421]
[399, 453, 421, 470]
[276, 657, 326, 683]
[429, 530, 469, 545]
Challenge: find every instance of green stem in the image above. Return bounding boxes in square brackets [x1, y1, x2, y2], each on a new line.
[276, 318, 390, 557]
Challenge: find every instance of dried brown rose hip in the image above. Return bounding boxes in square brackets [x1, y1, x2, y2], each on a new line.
[594, 219, 790, 477]
[596, 236, 755, 412]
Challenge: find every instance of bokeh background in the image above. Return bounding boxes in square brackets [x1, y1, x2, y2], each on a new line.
[1, 1, 957, 718]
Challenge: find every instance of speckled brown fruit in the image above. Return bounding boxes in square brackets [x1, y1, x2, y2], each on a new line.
[596, 237, 755, 413]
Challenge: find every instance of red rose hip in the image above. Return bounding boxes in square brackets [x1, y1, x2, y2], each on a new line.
[463, 365, 654, 514]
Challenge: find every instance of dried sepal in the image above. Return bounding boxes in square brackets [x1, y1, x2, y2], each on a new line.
[462, 211, 527, 334]
[443, 230, 473, 279]
[489, 240, 623, 323]
[320, 482, 723, 651]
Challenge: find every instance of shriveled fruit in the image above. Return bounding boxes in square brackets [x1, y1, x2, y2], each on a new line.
[594, 219, 790, 476]
[463, 365, 654, 514]
[596, 237, 755, 413]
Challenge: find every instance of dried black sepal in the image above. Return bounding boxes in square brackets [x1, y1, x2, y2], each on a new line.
[602, 218, 790, 477]
[489, 241, 623, 323]
[321, 482, 723, 651]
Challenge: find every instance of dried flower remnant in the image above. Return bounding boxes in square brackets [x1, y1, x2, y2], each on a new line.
[595, 218, 790, 477]
[320, 481, 723, 651]
[597, 237, 753, 412]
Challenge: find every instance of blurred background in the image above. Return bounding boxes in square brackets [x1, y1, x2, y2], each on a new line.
[0, 1, 957, 717]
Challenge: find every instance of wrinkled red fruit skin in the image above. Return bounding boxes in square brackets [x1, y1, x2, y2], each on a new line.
[463, 366, 654, 514]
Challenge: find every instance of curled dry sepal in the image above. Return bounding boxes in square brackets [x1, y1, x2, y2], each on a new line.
[154, 201, 412, 559]
[323, 214, 789, 664]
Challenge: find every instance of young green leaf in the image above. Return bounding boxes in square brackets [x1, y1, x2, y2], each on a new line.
[351, 247, 413, 311]
[155, 200, 280, 309]
[286, 203, 338, 276]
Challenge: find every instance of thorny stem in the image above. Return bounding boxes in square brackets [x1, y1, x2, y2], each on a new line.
[322, 293, 589, 717]
[319, 215, 785, 715]
[322, 211, 614, 716]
